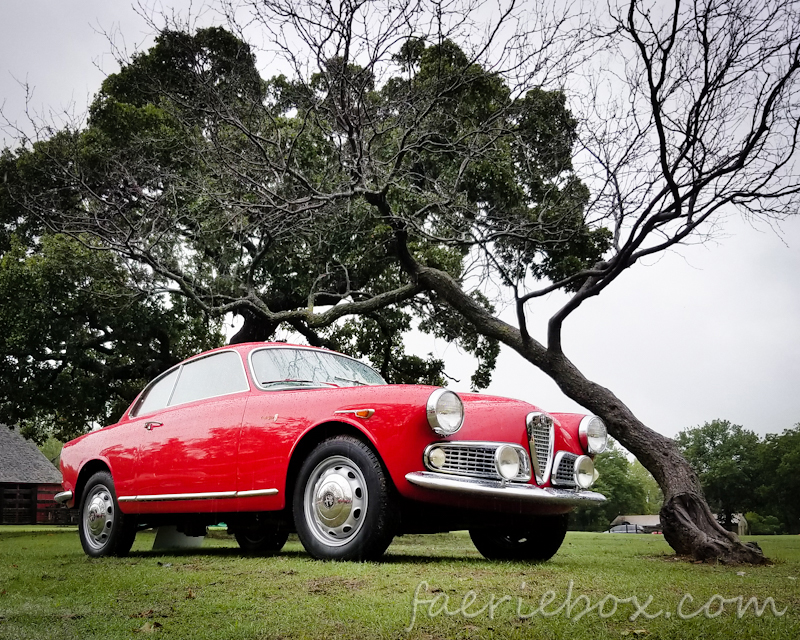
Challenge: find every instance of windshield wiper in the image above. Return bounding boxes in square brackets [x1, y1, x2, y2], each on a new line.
[260, 379, 339, 388]
[334, 376, 368, 386]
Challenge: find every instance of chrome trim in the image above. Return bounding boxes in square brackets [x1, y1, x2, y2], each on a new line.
[423, 441, 531, 482]
[578, 415, 608, 454]
[405, 471, 606, 506]
[526, 412, 554, 484]
[54, 490, 73, 504]
[118, 488, 278, 502]
[235, 489, 279, 498]
[126, 491, 237, 502]
[426, 389, 464, 436]
[248, 345, 387, 392]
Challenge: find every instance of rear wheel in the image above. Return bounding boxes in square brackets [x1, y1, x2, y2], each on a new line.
[469, 513, 569, 562]
[234, 525, 289, 554]
[293, 436, 398, 561]
[78, 471, 137, 557]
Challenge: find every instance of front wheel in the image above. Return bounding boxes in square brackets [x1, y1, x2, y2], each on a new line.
[469, 513, 569, 562]
[293, 436, 398, 561]
[78, 471, 137, 557]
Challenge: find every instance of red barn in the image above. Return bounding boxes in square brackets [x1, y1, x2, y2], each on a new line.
[0, 425, 74, 524]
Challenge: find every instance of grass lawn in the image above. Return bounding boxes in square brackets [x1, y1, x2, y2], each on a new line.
[0, 526, 797, 639]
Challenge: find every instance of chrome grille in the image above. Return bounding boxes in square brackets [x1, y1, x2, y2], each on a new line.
[424, 442, 531, 482]
[441, 445, 496, 477]
[551, 452, 578, 487]
[526, 413, 554, 483]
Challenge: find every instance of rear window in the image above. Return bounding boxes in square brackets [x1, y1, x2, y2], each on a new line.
[131, 351, 249, 417]
[132, 368, 179, 417]
[170, 351, 249, 405]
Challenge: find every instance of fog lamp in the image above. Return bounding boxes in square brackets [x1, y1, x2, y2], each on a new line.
[495, 445, 521, 480]
[574, 455, 596, 489]
[427, 447, 447, 470]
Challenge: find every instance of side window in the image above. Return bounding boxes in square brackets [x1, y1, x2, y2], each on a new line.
[169, 351, 249, 406]
[132, 368, 179, 417]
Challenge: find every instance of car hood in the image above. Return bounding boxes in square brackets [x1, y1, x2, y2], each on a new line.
[455, 392, 542, 442]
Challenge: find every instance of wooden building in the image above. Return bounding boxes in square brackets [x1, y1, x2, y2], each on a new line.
[0, 425, 75, 525]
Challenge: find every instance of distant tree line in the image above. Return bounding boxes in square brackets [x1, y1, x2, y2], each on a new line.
[676, 420, 800, 535]
[573, 420, 799, 535]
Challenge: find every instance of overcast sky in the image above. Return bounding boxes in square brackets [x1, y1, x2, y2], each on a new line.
[2, 1, 799, 440]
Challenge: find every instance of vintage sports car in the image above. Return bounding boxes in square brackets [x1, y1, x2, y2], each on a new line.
[56, 343, 607, 561]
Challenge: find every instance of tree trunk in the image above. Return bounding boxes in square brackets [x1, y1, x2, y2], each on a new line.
[409, 262, 767, 563]
[228, 309, 278, 345]
[542, 351, 766, 564]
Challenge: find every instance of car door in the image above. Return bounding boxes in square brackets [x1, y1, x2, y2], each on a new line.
[132, 350, 250, 505]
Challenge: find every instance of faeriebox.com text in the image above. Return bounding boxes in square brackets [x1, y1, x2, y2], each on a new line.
[406, 580, 787, 632]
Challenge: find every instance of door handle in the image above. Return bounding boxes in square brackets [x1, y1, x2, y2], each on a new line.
[144, 421, 163, 431]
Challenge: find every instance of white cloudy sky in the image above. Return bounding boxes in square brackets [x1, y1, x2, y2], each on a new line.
[2, 1, 799, 439]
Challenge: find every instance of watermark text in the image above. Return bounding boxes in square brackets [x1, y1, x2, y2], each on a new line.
[406, 580, 787, 632]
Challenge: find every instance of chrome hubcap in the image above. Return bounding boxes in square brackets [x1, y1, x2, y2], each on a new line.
[304, 456, 367, 547]
[83, 485, 114, 550]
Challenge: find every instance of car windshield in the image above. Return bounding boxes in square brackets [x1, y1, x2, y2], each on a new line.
[250, 347, 386, 390]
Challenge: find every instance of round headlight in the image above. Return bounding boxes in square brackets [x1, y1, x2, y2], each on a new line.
[427, 446, 447, 470]
[426, 389, 464, 436]
[579, 415, 608, 454]
[574, 455, 596, 489]
[495, 445, 521, 480]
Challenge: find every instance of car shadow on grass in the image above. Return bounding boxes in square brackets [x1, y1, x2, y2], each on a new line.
[123, 547, 488, 565]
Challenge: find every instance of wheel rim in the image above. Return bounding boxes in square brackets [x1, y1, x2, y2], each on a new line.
[501, 533, 529, 545]
[82, 484, 115, 551]
[303, 455, 368, 547]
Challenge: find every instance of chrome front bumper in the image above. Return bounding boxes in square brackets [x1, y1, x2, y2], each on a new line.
[405, 471, 606, 506]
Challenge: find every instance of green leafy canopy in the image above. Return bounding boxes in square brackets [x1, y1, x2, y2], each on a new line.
[2, 26, 609, 437]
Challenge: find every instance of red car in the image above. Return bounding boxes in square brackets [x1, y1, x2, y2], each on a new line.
[56, 343, 607, 561]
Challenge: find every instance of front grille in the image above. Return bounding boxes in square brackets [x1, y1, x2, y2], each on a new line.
[551, 452, 578, 487]
[424, 442, 531, 482]
[439, 445, 496, 477]
[527, 413, 554, 483]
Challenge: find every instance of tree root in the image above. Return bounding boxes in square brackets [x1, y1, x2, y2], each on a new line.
[660, 493, 767, 564]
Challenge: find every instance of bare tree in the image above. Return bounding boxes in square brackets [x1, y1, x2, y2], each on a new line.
[8, 0, 800, 562]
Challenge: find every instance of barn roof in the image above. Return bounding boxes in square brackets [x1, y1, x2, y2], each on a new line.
[0, 425, 62, 484]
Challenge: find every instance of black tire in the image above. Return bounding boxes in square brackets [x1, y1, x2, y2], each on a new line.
[292, 435, 398, 561]
[78, 471, 137, 558]
[234, 526, 289, 554]
[469, 513, 569, 562]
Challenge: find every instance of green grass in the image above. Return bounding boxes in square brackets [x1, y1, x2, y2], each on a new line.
[0, 527, 797, 639]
